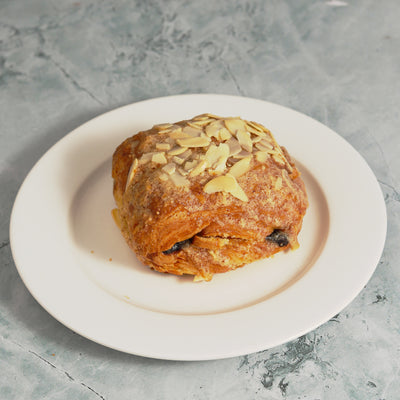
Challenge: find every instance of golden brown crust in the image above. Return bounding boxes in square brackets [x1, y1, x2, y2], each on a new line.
[112, 114, 308, 281]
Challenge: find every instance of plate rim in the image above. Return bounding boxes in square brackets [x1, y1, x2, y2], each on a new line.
[10, 94, 387, 360]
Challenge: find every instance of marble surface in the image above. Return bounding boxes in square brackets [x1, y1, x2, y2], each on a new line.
[1, 0, 399, 399]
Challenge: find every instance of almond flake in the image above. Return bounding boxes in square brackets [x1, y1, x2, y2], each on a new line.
[139, 152, 154, 164]
[213, 156, 229, 172]
[205, 143, 229, 169]
[179, 149, 192, 160]
[157, 128, 172, 134]
[224, 118, 246, 134]
[204, 174, 248, 202]
[190, 159, 208, 177]
[200, 113, 221, 119]
[255, 142, 273, 152]
[246, 123, 267, 137]
[205, 120, 224, 138]
[251, 135, 263, 143]
[247, 120, 267, 133]
[190, 118, 215, 126]
[173, 155, 185, 165]
[152, 152, 167, 164]
[236, 129, 253, 152]
[193, 114, 212, 120]
[229, 156, 252, 178]
[255, 151, 269, 163]
[156, 142, 171, 151]
[170, 171, 189, 187]
[162, 163, 176, 175]
[169, 128, 189, 139]
[168, 146, 187, 156]
[159, 172, 169, 181]
[178, 167, 189, 176]
[226, 137, 242, 156]
[272, 154, 285, 165]
[154, 123, 172, 130]
[183, 126, 203, 137]
[176, 136, 211, 148]
[233, 150, 252, 159]
[184, 160, 198, 171]
[219, 128, 232, 141]
[260, 138, 274, 148]
[125, 158, 139, 191]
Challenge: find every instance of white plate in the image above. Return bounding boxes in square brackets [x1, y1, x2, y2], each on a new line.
[10, 94, 386, 360]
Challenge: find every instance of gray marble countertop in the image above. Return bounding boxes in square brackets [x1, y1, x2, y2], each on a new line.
[1, 1, 399, 399]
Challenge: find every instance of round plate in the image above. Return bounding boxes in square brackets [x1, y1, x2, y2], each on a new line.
[10, 94, 387, 360]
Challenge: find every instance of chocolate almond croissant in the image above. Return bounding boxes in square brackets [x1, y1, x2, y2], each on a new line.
[112, 114, 308, 281]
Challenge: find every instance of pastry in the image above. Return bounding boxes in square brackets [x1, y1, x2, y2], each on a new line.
[112, 114, 308, 281]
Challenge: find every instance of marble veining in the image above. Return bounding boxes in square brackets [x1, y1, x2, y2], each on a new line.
[1, 0, 399, 399]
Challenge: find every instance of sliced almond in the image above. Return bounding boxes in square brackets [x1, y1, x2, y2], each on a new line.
[233, 150, 252, 159]
[162, 163, 176, 175]
[251, 135, 263, 143]
[139, 152, 154, 164]
[125, 158, 138, 190]
[246, 123, 267, 137]
[255, 142, 273, 152]
[169, 171, 189, 187]
[184, 159, 198, 171]
[255, 151, 269, 163]
[224, 118, 246, 134]
[190, 118, 215, 126]
[260, 138, 273, 147]
[178, 167, 189, 176]
[213, 156, 229, 172]
[179, 149, 192, 160]
[204, 174, 248, 202]
[152, 152, 167, 164]
[226, 137, 242, 156]
[219, 128, 232, 141]
[156, 142, 171, 151]
[193, 114, 212, 120]
[247, 120, 267, 134]
[205, 143, 229, 169]
[229, 156, 252, 178]
[169, 128, 189, 139]
[154, 123, 172, 130]
[205, 120, 224, 137]
[236, 129, 253, 153]
[158, 172, 169, 181]
[201, 113, 221, 119]
[176, 136, 211, 148]
[173, 155, 185, 165]
[190, 159, 208, 177]
[168, 146, 187, 156]
[272, 154, 285, 165]
[183, 126, 203, 137]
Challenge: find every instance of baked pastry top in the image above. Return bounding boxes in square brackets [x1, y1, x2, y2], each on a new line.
[112, 114, 308, 281]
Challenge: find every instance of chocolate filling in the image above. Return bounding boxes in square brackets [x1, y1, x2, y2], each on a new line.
[163, 238, 192, 254]
[265, 229, 289, 247]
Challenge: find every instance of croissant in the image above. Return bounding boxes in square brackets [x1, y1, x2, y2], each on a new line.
[112, 114, 308, 281]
